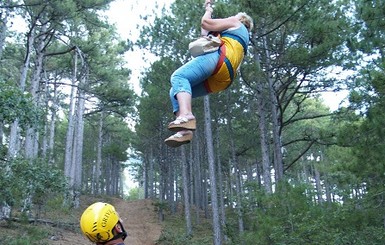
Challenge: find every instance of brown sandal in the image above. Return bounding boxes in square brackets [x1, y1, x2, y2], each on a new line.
[168, 116, 196, 132]
[164, 131, 193, 147]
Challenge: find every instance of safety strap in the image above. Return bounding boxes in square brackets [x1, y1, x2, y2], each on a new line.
[213, 44, 235, 81]
[204, 32, 247, 93]
[224, 57, 234, 81]
[221, 33, 248, 55]
[212, 33, 246, 77]
[203, 43, 235, 93]
[212, 43, 226, 75]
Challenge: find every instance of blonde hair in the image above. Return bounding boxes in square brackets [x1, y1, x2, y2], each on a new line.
[236, 12, 254, 32]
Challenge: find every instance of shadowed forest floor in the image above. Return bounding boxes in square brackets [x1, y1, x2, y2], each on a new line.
[0, 197, 162, 245]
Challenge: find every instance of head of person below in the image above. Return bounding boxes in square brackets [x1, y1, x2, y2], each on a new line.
[80, 202, 127, 245]
[164, 0, 253, 147]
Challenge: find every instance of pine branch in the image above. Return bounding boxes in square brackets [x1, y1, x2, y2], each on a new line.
[284, 112, 333, 126]
[257, 2, 309, 39]
[284, 139, 315, 171]
[44, 46, 76, 57]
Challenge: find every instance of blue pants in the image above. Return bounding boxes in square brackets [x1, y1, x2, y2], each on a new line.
[169, 51, 220, 113]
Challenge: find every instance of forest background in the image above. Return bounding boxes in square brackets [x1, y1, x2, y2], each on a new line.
[1, 0, 385, 244]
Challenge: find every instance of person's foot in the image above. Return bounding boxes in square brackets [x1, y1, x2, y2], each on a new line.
[168, 115, 196, 132]
[164, 130, 193, 147]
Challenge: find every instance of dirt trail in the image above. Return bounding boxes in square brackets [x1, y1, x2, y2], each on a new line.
[49, 199, 162, 245]
[116, 199, 162, 245]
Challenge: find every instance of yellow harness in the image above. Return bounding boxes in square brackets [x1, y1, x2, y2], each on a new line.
[204, 33, 247, 93]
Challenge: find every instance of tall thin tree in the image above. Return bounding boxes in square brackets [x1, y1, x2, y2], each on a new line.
[203, 96, 222, 245]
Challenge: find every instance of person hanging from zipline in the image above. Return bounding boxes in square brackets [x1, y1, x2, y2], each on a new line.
[165, 0, 253, 147]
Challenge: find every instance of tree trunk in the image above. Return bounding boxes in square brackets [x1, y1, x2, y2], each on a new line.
[48, 82, 58, 165]
[202, 167, 209, 218]
[8, 121, 20, 159]
[252, 43, 273, 194]
[72, 72, 86, 207]
[106, 153, 113, 195]
[0, 0, 10, 59]
[255, 81, 273, 194]
[143, 153, 149, 199]
[25, 23, 47, 159]
[8, 23, 36, 159]
[314, 163, 323, 205]
[324, 175, 332, 204]
[0, 122, 3, 152]
[203, 96, 222, 245]
[227, 159, 234, 207]
[42, 78, 49, 158]
[112, 159, 120, 195]
[181, 146, 192, 236]
[149, 147, 155, 198]
[225, 89, 245, 235]
[95, 111, 104, 194]
[215, 127, 226, 239]
[174, 162, 179, 212]
[193, 136, 201, 224]
[246, 160, 258, 210]
[189, 145, 194, 208]
[64, 50, 78, 202]
[228, 119, 244, 236]
[263, 35, 284, 181]
[168, 158, 176, 214]
[158, 162, 165, 221]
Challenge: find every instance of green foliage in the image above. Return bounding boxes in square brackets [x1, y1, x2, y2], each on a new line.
[0, 158, 68, 213]
[133, 57, 178, 155]
[0, 81, 43, 127]
[225, 183, 385, 245]
[81, 115, 132, 188]
[101, 116, 132, 162]
[125, 187, 142, 201]
[137, 0, 200, 60]
[157, 214, 213, 245]
[153, 200, 170, 213]
[0, 224, 48, 245]
[283, 96, 336, 173]
[354, 0, 385, 54]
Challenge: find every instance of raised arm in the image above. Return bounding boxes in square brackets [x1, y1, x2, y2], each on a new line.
[200, 0, 212, 36]
[201, 2, 241, 33]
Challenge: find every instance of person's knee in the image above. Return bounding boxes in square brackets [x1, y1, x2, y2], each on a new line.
[170, 72, 183, 85]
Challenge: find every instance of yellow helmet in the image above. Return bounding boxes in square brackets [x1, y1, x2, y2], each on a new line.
[80, 202, 120, 243]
